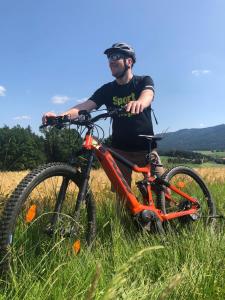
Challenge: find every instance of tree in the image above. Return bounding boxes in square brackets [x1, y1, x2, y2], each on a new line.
[0, 125, 46, 170]
[42, 127, 82, 163]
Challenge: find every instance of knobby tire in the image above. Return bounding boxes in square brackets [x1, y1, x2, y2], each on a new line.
[162, 166, 216, 224]
[0, 162, 96, 276]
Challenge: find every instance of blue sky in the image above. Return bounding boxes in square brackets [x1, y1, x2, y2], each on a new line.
[1, 0, 225, 135]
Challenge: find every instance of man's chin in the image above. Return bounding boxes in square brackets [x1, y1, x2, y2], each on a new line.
[111, 71, 122, 79]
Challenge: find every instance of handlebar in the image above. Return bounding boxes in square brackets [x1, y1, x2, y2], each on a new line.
[40, 107, 126, 129]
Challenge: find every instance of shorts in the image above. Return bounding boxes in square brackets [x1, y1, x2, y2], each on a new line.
[110, 147, 164, 191]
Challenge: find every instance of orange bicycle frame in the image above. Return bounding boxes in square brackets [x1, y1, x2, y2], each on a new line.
[83, 134, 199, 222]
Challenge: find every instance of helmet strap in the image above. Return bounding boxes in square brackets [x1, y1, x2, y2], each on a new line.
[115, 58, 129, 79]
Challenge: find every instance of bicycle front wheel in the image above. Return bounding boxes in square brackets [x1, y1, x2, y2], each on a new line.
[162, 166, 216, 224]
[0, 163, 96, 276]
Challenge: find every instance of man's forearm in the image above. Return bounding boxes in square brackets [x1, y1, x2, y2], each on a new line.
[137, 89, 154, 108]
[63, 99, 97, 119]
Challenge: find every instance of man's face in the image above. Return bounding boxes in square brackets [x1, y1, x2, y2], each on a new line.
[107, 53, 132, 78]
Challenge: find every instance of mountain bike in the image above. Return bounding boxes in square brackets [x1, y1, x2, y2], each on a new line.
[0, 108, 216, 275]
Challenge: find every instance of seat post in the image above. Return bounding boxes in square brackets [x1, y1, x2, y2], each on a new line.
[138, 135, 163, 164]
[148, 140, 152, 156]
[145, 140, 153, 164]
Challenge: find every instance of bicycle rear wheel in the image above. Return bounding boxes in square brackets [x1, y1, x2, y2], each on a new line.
[162, 166, 216, 224]
[0, 163, 96, 276]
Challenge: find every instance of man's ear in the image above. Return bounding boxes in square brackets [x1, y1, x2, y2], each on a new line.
[127, 57, 133, 68]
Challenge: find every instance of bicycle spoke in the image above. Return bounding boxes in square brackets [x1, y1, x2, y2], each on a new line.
[162, 166, 216, 225]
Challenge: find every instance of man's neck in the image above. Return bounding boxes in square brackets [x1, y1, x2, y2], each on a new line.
[116, 70, 133, 85]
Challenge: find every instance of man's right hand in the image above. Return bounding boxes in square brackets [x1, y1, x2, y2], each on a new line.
[42, 112, 57, 124]
[42, 99, 97, 125]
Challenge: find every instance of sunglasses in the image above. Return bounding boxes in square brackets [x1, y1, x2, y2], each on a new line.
[107, 53, 126, 62]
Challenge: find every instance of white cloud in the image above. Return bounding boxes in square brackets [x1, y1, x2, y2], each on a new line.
[13, 115, 31, 120]
[0, 85, 6, 96]
[199, 123, 205, 128]
[192, 69, 211, 76]
[51, 95, 70, 104]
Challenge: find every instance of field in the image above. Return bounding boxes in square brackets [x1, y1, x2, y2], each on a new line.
[0, 167, 225, 299]
[195, 150, 225, 159]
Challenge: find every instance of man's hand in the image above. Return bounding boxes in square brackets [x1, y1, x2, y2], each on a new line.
[125, 89, 154, 114]
[42, 99, 97, 124]
[125, 100, 145, 114]
[42, 112, 57, 124]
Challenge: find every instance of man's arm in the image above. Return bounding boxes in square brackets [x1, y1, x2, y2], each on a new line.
[126, 89, 154, 114]
[62, 99, 97, 118]
[42, 99, 97, 123]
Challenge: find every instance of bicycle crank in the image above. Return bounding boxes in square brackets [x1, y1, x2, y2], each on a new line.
[137, 210, 165, 234]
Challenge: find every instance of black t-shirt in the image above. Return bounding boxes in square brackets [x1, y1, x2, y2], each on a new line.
[89, 75, 155, 151]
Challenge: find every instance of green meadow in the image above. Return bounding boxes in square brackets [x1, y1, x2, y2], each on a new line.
[0, 169, 224, 300]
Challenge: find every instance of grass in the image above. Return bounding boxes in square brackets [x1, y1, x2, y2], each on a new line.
[0, 168, 225, 299]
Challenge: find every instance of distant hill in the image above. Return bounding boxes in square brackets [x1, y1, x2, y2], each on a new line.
[157, 124, 225, 151]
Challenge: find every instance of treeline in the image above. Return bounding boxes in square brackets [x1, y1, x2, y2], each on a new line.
[0, 125, 82, 171]
[1, 127, 225, 171]
[160, 150, 225, 165]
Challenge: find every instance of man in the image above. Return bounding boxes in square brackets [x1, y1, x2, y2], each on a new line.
[43, 42, 164, 187]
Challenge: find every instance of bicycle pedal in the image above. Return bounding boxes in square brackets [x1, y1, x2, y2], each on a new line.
[189, 213, 200, 221]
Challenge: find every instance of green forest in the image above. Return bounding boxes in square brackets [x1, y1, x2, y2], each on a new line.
[0, 125, 82, 171]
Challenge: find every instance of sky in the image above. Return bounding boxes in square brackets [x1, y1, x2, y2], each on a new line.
[0, 0, 225, 136]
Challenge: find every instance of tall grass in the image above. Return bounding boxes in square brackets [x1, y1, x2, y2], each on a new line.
[0, 169, 224, 299]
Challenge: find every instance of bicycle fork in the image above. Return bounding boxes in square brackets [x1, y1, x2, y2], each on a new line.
[46, 151, 94, 236]
[72, 150, 94, 219]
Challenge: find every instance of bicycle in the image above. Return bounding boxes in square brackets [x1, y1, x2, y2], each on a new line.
[0, 108, 216, 275]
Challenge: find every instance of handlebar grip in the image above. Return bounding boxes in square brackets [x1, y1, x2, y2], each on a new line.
[40, 115, 71, 129]
[39, 116, 57, 129]
[78, 110, 88, 116]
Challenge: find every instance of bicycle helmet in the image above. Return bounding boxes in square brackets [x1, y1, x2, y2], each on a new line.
[104, 42, 136, 63]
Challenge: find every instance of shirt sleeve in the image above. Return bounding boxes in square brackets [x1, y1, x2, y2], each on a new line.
[140, 76, 155, 93]
[88, 84, 108, 109]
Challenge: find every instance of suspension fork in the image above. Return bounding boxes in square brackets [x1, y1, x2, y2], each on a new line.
[72, 150, 94, 219]
[46, 151, 94, 236]
[49, 177, 70, 228]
